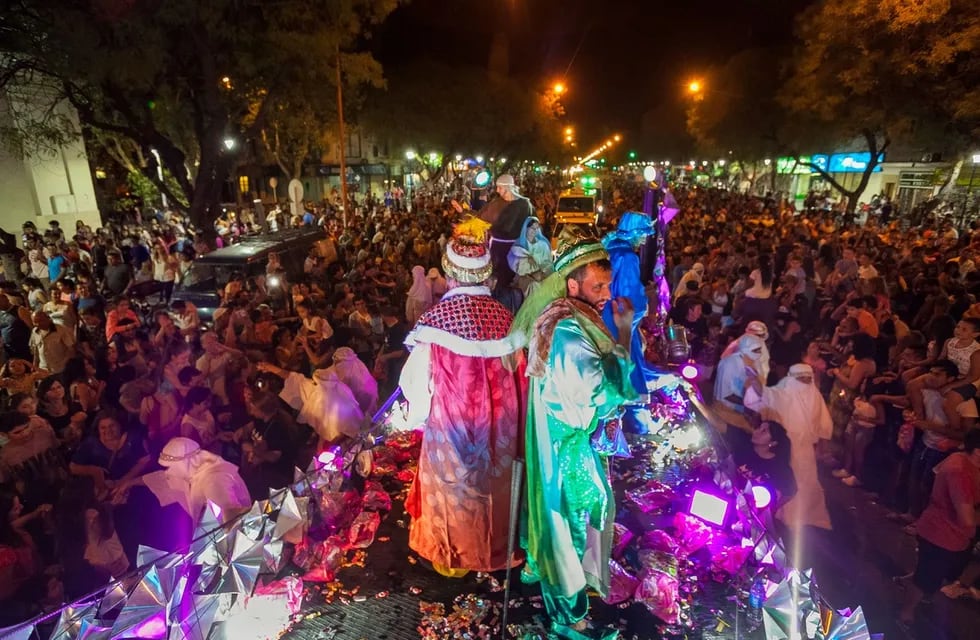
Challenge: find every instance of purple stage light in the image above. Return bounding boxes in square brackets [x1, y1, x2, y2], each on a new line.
[689, 489, 729, 526]
[680, 363, 698, 380]
[752, 485, 773, 510]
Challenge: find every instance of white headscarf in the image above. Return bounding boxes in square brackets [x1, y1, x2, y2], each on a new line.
[720, 323, 771, 382]
[405, 265, 433, 324]
[310, 369, 367, 440]
[147, 437, 251, 521]
[761, 363, 833, 443]
[673, 263, 705, 300]
[714, 334, 767, 412]
[327, 347, 379, 415]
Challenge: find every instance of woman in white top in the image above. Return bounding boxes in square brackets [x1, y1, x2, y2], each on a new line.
[507, 217, 554, 297]
[940, 318, 980, 384]
[151, 245, 177, 301]
[745, 254, 774, 299]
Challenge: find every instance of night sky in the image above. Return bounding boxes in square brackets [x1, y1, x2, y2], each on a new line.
[373, 0, 816, 154]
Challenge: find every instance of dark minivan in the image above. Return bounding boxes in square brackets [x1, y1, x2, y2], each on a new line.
[171, 228, 323, 319]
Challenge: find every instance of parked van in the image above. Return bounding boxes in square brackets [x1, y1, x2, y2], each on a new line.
[171, 228, 323, 319]
[550, 189, 601, 250]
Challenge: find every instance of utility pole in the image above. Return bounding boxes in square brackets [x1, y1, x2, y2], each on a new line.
[336, 46, 349, 229]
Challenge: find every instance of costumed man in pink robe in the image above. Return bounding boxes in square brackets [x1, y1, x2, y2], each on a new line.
[398, 217, 527, 577]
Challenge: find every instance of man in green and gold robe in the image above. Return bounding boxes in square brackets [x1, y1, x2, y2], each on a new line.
[510, 241, 637, 639]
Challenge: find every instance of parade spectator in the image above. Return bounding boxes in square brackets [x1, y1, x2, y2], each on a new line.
[747, 363, 833, 531]
[897, 430, 980, 626]
[404, 265, 432, 325]
[29, 311, 75, 375]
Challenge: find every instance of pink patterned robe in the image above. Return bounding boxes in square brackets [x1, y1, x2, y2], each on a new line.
[400, 285, 526, 572]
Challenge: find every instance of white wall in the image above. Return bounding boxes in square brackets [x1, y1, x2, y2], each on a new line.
[0, 88, 102, 244]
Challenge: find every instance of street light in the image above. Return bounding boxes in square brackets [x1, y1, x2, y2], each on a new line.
[405, 150, 416, 160]
[553, 82, 566, 95]
[150, 148, 167, 208]
[764, 158, 772, 166]
[564, 126, 574, 136]
[223, 138, 236, 150]
[500, 157, 507, 163]
[475, 155, 484, 163]
[613, 134, 622, 142]
[718, 159, 726, 167]
[965, 152, 980, 218]
[688, 79, 702, 94]
[428, 152, 438, 162]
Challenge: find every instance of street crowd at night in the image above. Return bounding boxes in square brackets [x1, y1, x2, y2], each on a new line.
[0, 0, 978, 636]
[1, 166, 979, 639]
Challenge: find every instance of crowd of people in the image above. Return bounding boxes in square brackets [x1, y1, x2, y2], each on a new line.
[0, 173, 569, 625]
[662, 186, 980, 628]
[1, 171, 978, 636]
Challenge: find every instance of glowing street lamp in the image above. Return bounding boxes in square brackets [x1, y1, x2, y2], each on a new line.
[613, 134, 622, 142]
[688, 79, 702, 94]
[764, 158, 772, 166]
[223, 138, 236, 150]
[564, 126, 574, 136]
[428, 152, 438, 162]
[405, 150, 416, 160]
[475, 155, 484, 163]
[553, 82, 566, 95]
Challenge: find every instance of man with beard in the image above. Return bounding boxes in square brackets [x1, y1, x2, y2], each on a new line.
[511, 240, 635, 639]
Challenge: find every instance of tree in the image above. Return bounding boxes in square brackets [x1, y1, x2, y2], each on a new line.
[684, 48, 789, 194]
[0, 0, 399, 228]
[779, 0, 979, 211]
[685, 48, 786, 161]
[358, 58, 565, 174]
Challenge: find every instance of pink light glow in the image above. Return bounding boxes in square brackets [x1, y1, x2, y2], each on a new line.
[131, 611, 168, 638]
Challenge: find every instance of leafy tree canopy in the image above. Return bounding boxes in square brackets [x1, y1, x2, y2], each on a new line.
[0, 0, 400, 226]
[358, 58, 565, 171]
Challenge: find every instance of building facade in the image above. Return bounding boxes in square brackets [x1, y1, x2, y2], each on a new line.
[0, 87, 102, 241]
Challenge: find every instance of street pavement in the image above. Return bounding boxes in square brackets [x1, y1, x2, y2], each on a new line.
[808, 468, 980, 640]
[280, 457, 980, 640]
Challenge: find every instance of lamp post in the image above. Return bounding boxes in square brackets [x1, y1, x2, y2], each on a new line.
[150, 148, 167, 209]
[405, 150, 416, 209]
[964, 153, 980, 220]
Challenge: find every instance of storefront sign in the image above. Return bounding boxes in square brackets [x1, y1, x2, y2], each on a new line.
[827, 152, 884, 173]
[899, 171, 936, 188]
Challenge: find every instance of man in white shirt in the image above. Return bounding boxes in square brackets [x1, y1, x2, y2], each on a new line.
[30, 310, 76, 374]
[857, 253, 879, 280]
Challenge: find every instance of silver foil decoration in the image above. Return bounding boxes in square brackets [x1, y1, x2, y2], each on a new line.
[110, 567, 171, 639]
[0, 623, 36, 640]
[49, 601, 99, 640]
[214, 531, 264, 595]
[762, 569, 872, 640]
